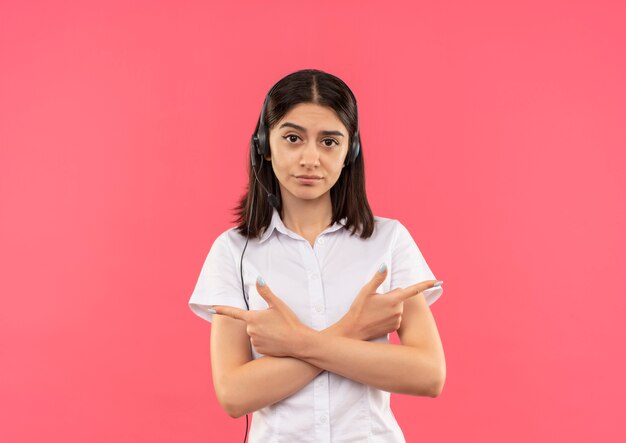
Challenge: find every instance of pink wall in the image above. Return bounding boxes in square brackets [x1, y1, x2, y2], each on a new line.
[1, 0, 624, 441]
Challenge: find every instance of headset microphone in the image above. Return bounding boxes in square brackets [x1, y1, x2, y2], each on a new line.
[251, 155, 280, 209]
[268, 193, 280, 209]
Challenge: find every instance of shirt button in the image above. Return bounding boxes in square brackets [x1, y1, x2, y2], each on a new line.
[317, 237, 325, 245]
[315, 305, 324, 313]
[310, 273, 319, 280]
[320, 415, 328, 424]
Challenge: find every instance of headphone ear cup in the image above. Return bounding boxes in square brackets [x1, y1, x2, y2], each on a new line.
[347, 133, 360, 165]
[253, 134, 260, 154]
[352, 139, 360, 164]
[251, 134, 259, 167]
[257, 131, 268, 157]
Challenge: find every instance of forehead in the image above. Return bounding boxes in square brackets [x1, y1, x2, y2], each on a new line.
[276, 103, 346, 131]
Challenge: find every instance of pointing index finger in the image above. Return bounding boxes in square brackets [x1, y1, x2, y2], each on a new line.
[211, 305, 250, 322]
[396, 280, 444, 302]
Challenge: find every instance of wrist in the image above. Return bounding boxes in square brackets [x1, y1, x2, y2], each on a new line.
[293, 326, 318, 360]
[333, 312, 360, 340]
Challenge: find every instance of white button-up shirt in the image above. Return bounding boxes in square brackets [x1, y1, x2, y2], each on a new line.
[189, 208, 443, 442]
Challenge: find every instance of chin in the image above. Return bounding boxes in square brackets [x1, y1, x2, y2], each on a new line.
[287, 188, 329, 201]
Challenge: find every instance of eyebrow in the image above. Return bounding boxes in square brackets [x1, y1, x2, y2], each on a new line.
[279, 122, 345, 137]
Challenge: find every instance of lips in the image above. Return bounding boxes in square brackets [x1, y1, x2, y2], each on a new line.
[296, 175, 322, 179]
[295, 175, 322, 185]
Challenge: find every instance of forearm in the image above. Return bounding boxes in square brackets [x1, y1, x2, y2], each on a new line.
[295, 331, 444, 397]
[220, 321, 350, 417]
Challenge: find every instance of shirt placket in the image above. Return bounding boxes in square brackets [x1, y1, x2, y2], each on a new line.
[300, 236, 331, 443]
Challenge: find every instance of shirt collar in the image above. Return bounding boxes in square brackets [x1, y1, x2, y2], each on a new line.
[259, 207, 347, 244]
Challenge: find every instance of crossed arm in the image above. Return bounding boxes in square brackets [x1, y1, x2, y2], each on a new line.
[210, 268, 446, 418]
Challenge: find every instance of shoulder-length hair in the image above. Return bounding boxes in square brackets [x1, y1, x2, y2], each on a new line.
[233, 69, 374, 239]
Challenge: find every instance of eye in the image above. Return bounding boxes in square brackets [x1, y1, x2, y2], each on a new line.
[283, 134, 301, 143]
[322, 138, 339, 148]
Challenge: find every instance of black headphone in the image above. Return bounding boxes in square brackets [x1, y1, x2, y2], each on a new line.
[251, 84, 361, 167]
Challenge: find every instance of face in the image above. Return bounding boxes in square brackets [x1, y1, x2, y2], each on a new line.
[266, 102, 350, 205]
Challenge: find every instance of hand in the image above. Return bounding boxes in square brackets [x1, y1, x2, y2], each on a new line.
[343, 264, 441, 341]
[211, 277, 310, 358]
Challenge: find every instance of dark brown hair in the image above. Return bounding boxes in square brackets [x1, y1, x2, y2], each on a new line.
[233, 69, 374, 239]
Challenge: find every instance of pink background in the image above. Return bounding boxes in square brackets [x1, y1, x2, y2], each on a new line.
[1, 1, 625, 442]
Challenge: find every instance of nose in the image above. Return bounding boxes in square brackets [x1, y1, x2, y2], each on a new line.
[299, 139, 320, 167]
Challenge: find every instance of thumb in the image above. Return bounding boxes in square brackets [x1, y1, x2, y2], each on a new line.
[255, 275, 279, 307]
[364, 263, 388, 294]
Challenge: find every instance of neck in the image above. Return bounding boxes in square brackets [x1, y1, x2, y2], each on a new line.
[280, 193, 333, 239]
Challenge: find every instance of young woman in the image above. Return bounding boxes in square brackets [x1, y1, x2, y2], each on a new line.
[189, 69, 445, 442]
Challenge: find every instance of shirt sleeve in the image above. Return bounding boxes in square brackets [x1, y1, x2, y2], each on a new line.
[390, 220, 443, 306]
[188, 230, 248, 323]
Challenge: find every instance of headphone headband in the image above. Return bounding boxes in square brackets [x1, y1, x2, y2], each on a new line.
[251, 84, 361, 166]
